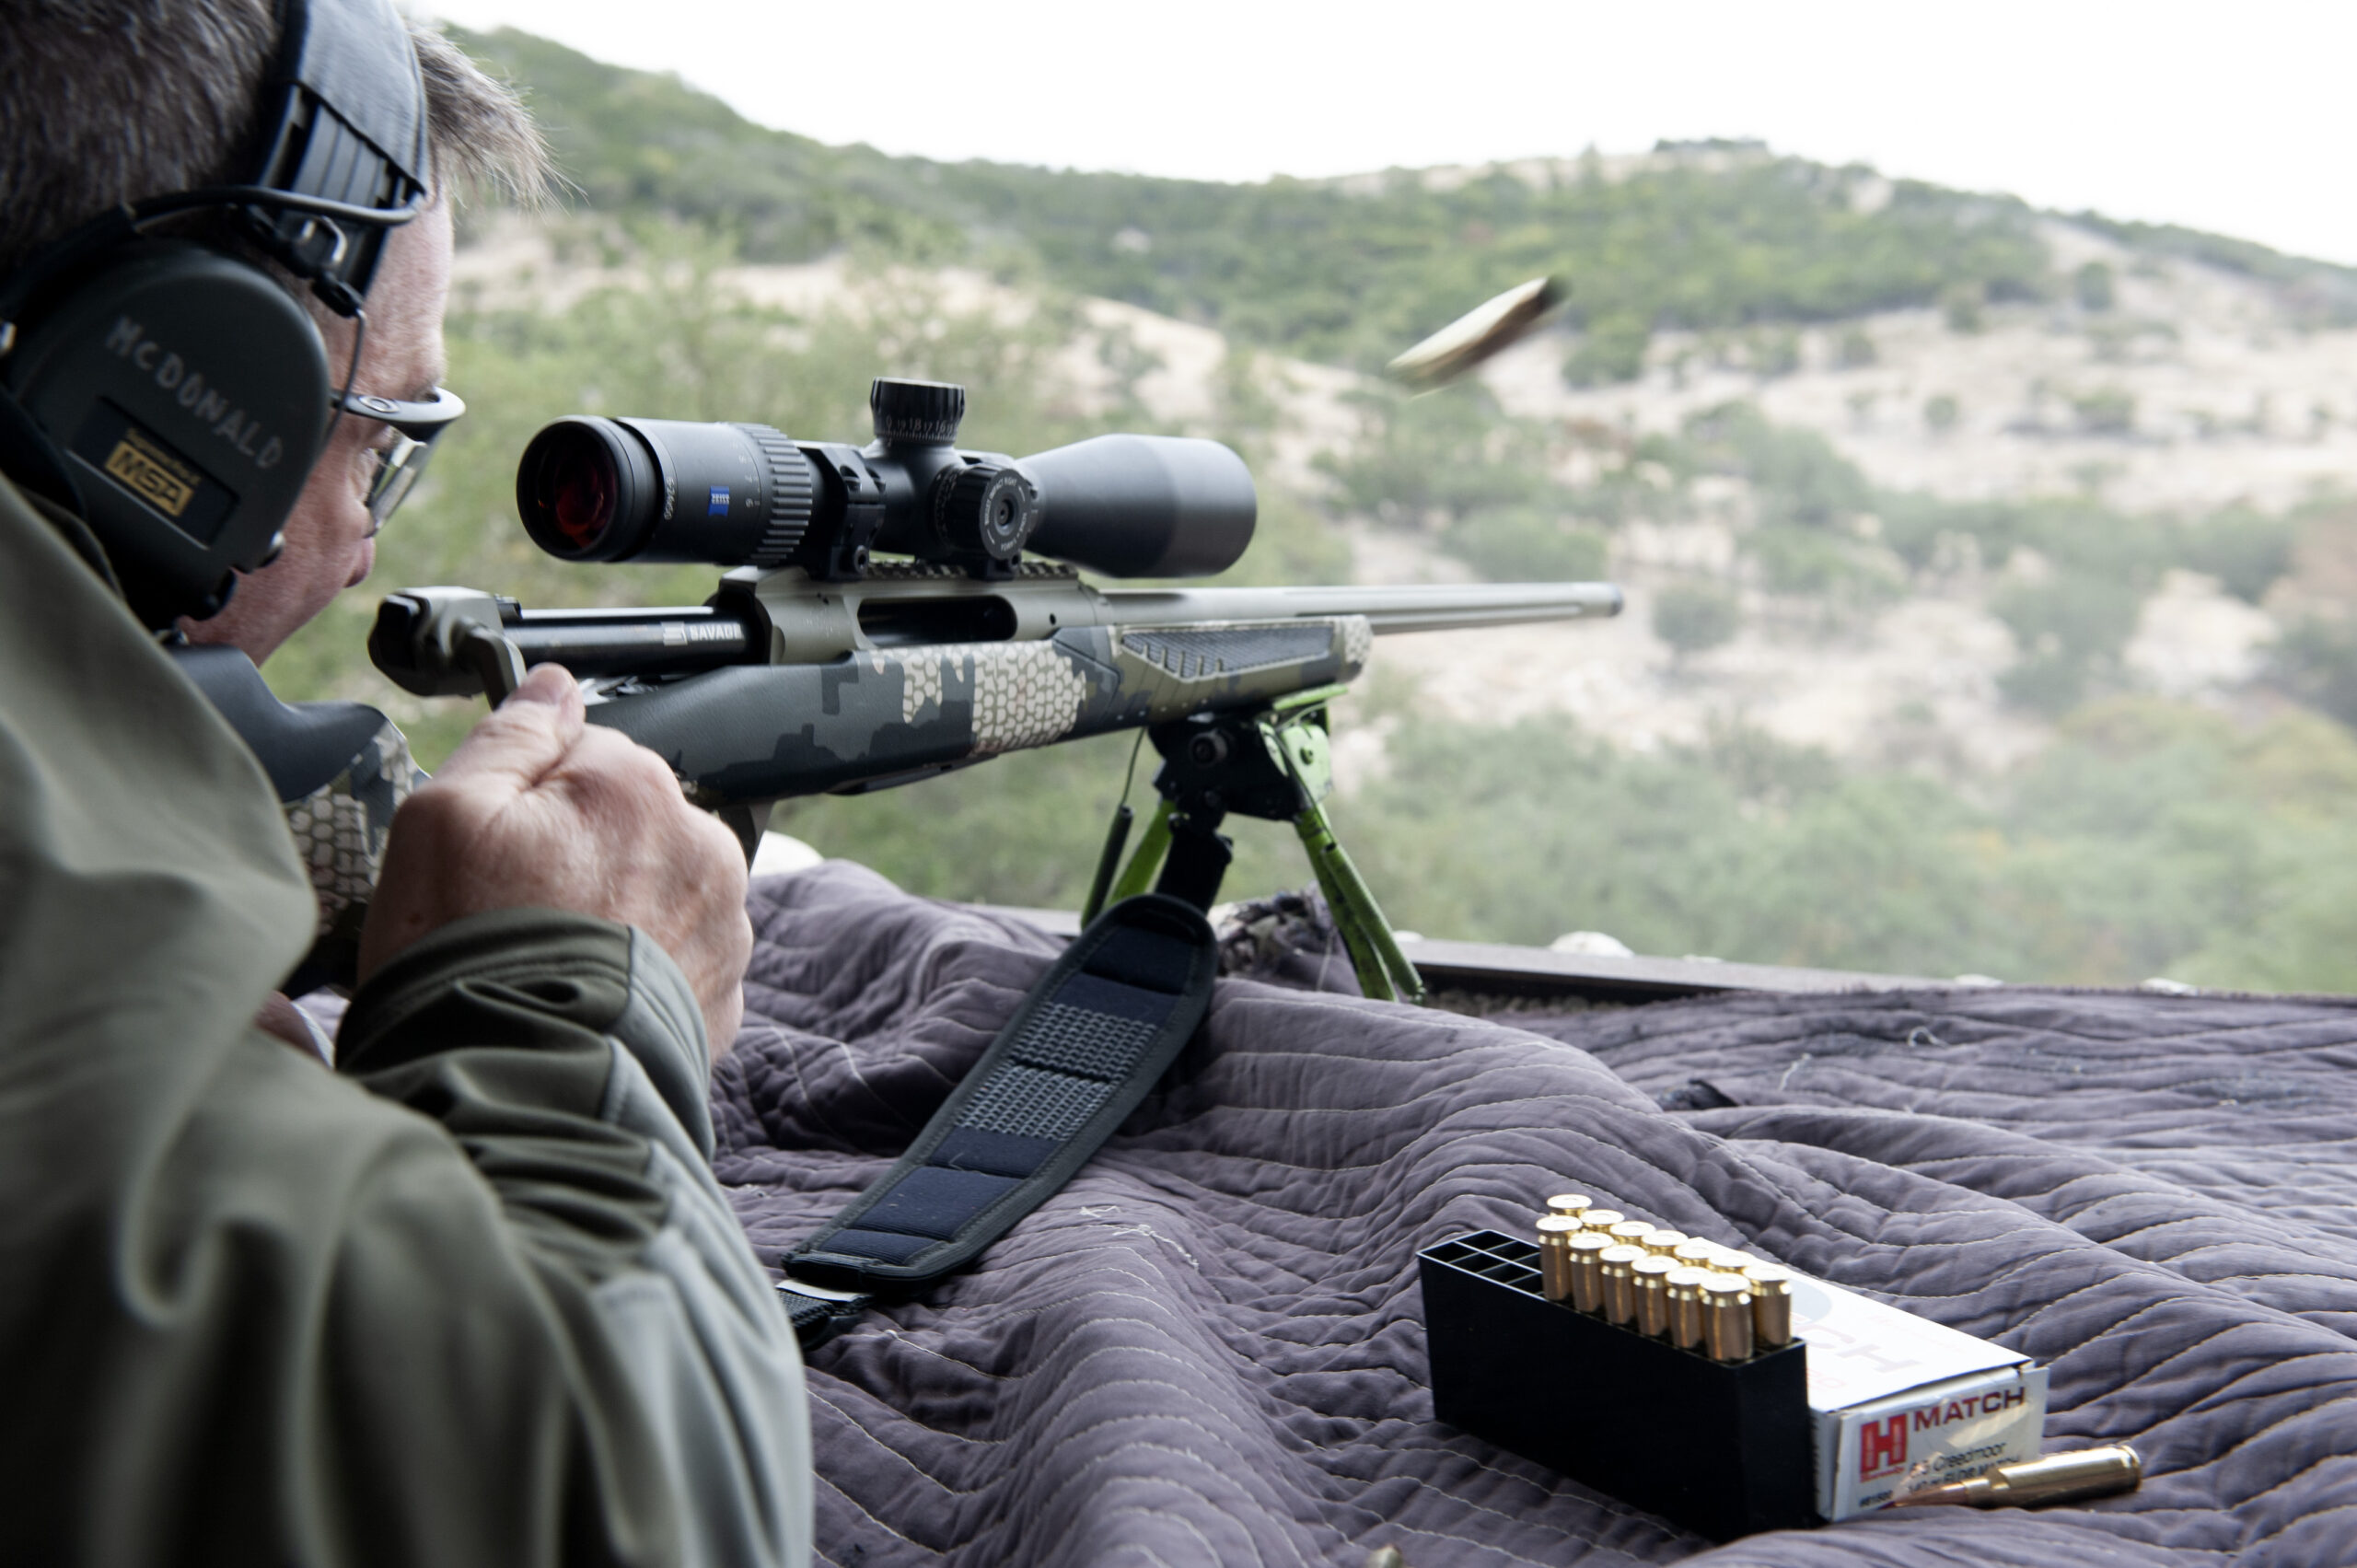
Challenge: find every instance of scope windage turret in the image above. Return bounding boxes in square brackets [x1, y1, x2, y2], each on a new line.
[515, 377, 1257, 581]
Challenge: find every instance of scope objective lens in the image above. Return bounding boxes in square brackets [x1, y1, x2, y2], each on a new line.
[547, 436, 616, 552]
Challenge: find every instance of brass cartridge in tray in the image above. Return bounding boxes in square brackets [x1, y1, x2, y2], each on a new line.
[1419, 1229, 1816, 1540]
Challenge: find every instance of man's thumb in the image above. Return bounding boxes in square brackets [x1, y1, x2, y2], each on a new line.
[432, 664, 586, 790]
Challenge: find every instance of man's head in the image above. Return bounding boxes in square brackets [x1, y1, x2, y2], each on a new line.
[0, 2, 550, 661]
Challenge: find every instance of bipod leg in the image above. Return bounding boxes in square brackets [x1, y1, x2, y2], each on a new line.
[1153, 811, 1233, 912]
[1291, 799, 1425, 1004]
[1254, 694, 1425, 1005]
[1080, 805, 1135, 924]
[1102, 798, 1176, 908]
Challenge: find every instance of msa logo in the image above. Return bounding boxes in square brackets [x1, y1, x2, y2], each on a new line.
[101, 425, 200, 519]
[1860, 1415, 1908, 1480]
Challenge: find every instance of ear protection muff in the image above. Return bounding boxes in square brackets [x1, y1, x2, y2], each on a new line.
[0, 0, 429, 629]
[3, 243, 333, 622]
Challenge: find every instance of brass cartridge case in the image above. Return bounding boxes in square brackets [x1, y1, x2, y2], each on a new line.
[1597, 1244, 1648, 1326]
[1535, 1215, 1584, 1301]
[1606, 1220, 1657, 1249]
[1664, 1266, 1711, 1350]
[1670, 1240, 1720, 1271]
[1643, 1230, 1689, 1257]
[1740, 1263, 1794, 1346]
[1890, 1446, 2142, 1509]
[1576, 1209, 1625, 1235]
[1565, 1233, 1612, 1313]
[1701, 1273, 1755, 1362]
[1544, 1193, 1593, 1220]
[1631, 1255, 1676, 1337]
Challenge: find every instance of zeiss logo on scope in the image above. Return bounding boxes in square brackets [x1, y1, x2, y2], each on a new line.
[708, 485, 730, 517]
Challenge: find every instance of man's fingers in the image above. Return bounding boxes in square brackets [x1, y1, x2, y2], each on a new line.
[433, 664, 586, 792]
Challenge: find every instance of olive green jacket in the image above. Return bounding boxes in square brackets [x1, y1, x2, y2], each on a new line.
[0, 471, 810, 1566]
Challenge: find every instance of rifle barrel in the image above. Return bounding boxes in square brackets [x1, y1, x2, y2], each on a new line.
[1089, 581, 1621, 634]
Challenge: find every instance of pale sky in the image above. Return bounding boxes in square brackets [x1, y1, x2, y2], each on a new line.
[428, 1, 2357, 267]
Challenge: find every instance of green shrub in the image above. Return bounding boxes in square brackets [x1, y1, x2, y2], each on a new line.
[1997, 650, 2090, 714]
[2181, 507, 2294, 602]
[1443, 508, 1608, 581]
[1681, 402, 1871, 530]
[1837, 327, 1877, 367]
[2270, 616, 2357, 727]
[1924, 393, 1961, 432]
[1745, 527, 1901, 604]
[2074, 260, 2117, 311]
[1990, 573, 2144, 714]
[2072, 387, 2137, 436]
[1747, 326, 1802, 378]
[1652, 582, 1742, 657]
[1315, 385, 1558, 525]
[1564, 313, 1653, 386]
[1941, 283, 1985, 333]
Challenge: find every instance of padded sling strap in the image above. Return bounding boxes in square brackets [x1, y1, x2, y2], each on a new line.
[778, 893, 1217, 1349]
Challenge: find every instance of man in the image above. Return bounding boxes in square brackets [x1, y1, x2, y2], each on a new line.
[0, 5, 811, 1563]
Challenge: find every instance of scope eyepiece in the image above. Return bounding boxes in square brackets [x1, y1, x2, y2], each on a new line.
[514, 382, 1257, 579]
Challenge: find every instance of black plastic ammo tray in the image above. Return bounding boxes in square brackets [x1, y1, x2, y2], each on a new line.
[1419, 1229, 1817, 1540]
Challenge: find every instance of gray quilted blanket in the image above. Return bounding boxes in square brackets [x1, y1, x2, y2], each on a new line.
[714, 863, 2357, 1566]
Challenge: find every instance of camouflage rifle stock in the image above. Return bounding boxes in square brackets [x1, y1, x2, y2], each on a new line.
[368, 569, 1622, 807]
[368, 568, 1619, 1003]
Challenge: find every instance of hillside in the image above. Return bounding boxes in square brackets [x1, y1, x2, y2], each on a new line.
[454, 28, 2303, 367]
[261, 28, 2357, 993]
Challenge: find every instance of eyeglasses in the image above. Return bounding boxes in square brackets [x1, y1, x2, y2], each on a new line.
[334, 385, 465, 534]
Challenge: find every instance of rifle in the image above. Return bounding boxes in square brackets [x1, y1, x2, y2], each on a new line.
[366, 379, 1620, 1001]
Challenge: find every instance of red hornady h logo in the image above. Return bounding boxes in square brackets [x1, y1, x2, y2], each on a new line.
[1860, 1414, 1909, 1479]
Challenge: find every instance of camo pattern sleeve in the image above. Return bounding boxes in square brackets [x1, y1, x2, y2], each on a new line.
[280, 714, 417, 992]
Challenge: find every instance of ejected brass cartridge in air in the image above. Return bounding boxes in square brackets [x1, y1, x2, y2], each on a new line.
[1642, 1230, 1689, 1258]
[1597, 1244, 1648, 1326]
[1890, 1446, 2142, 1510]
[1565, 1233, 1612, 1313]
[1740, 1263, 1794, 1347]
[1701, 1273, 1754, 1362]
[1544, 1193, 1593, 1220]
[1535, 1215, 1583, 1302]
[1631, 1255, 1676, 1337]
[1606, 1220, 1657, 1249]
[1664, 1266, 1711, 1351]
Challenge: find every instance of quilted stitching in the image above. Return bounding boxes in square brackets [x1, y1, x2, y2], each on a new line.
[714, 864, 2357, 1566]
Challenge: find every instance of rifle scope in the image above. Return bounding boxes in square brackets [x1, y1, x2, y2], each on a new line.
[516, 377, 1257, 581]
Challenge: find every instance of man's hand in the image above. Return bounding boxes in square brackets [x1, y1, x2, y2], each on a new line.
[359, 664, 752, 1054]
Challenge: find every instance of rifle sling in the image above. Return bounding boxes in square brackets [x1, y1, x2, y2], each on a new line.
[777, 893, 1217, 1351]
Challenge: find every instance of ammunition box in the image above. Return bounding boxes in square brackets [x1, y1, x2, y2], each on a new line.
[1420, 1230, 1815, 1540]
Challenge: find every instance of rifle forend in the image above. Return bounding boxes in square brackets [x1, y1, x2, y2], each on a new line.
[369, 573, 1622, 806]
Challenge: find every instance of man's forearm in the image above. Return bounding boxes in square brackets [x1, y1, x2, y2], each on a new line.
[339, 909, 811, 1567]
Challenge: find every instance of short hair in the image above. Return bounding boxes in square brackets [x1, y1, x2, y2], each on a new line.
[0, 2, 552, 278]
